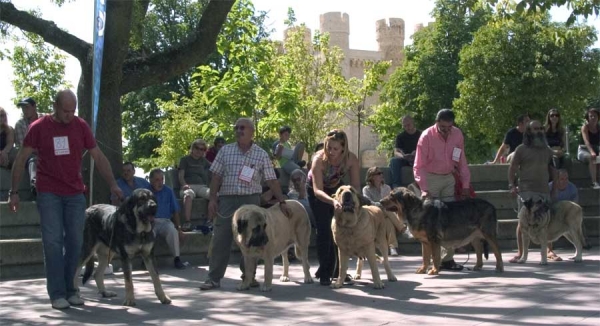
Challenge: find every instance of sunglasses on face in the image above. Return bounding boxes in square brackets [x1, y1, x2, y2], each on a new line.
[194, 146, 207, 151]
[532, 127, 543, 131]
[550, 114, 560, 118]
[234, 125, 246, 131]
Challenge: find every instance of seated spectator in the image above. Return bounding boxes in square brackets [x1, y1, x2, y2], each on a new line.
[389, 115, 421, 188]
[287, 168, 316, 227]
[260, 169, 287, 208]
[362, 167, 400, 256]
[15, 97, 41, 194]
[273, 126, 306, 175]
[577, 108, 600, 189]
[492, 113, 530, 164]
[0, 107, 16, 169]
[545, 108, 571, 171]
[111, 162, 150, 205]
[205, 136, 225, 163]
[148, 168, 186, 270]
[178, 139, 212, 231]
[547, 169, 580, 260]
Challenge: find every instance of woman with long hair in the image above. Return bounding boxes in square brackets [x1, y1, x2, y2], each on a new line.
[306, 130, 360, 286]
[544, 108, 569, 171]
[0, 107, 15, 168]
[577, 108, 600, 189]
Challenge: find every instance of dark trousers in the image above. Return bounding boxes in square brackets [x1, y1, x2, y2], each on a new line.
[307, 185, 339, 280]
[390, 157, 411, 188]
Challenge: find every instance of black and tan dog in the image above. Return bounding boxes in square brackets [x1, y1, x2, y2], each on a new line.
[331, 186, 404, 289]
[517, 198, 585, 264]
[233, 200, 313, 292]
[75, 188, 171, 306]
[381, 187, 504, 275]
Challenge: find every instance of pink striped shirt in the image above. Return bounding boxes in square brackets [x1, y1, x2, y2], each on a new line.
[413, 124, 470, 192]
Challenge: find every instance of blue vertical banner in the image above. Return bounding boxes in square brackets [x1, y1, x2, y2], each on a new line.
[92, 0, 106, 135]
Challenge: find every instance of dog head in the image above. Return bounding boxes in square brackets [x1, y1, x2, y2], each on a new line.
[233, 205, 269, 248]
[332, 185, 371, 227]
[381, 187, 422, 216]
[518, 197, 550, 229]
[118, 188, 158, 226]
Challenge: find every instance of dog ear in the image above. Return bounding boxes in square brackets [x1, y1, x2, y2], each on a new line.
[237, 219, 248, 233]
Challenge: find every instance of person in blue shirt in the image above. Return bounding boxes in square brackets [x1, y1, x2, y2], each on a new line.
[111, 162, 150, 205]
[148, 168, 186, 270]
[547, 169, 580, 260]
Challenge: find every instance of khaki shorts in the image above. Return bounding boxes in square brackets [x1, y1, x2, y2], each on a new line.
[180, 184, 210, 199]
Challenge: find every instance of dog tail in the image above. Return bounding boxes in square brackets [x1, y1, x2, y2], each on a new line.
[82, 259, 95, 285]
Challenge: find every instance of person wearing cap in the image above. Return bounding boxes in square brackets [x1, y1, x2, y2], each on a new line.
[413, 108, 471, 271]
[14, 97, 41, 193]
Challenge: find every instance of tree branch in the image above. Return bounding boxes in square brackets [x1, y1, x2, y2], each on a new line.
[119, 0, 235, 95]
[0, 2, 90, 61]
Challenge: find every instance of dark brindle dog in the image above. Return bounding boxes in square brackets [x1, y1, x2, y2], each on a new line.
[381, 187, 504, 275]
[75, 188, 171, 306]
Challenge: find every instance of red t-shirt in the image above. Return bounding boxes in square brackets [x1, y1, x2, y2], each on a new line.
[24, 115, 97, 195]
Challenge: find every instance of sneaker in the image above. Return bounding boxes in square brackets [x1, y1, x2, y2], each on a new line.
[67, 295, 84, 306]
[199, 279, 220, 290]
[174, 257, 186, 270]
[592, 182, 600, 190]
[51, 298, 70, 310]
[181, 221, 194, 232]
[389, 247, 399, 256]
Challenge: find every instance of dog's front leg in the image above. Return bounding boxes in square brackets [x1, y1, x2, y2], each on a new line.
[355, 258, 363, 280]
[261, 256, 274, 292]
[142, 254, 171, 304]
[280, 250, 290, 282]
[518, 232, 530, 264]
[121, 258, 136, 306]
[539, 231, 548, 265]
[331, 249, 349, 289]
[365, 245, 384, 289]
[416, 242, 430, 274]
[237, 256, 256, 291]
[429, 244, 441, 275]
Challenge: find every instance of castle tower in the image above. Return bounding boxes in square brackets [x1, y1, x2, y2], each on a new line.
[414, 23, 425, 33]
[376, 18, 405, 68]
[319, 12, 350, 51]
[284, 26, 312, 46]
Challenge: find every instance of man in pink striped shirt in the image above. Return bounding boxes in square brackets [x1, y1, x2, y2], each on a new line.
[413, 109, 471, 271]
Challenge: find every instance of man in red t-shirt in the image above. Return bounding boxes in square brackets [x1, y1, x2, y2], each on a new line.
[8, 89, 123, 310]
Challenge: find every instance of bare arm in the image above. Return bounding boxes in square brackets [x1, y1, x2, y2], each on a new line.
[172, 211, 181, 229]
[265, 179, 287, 203]
[4, 127, 15, 153]
[581, 124, 597, 155]
[274, 142, 284, 159]
[394, 147, 405, 158]
[178, 169, 188, 189]
[493, 143, 509, 164]
[311, 157, 335, 205]
[207, 173, 223, 219]
[10, 147, 34, 190]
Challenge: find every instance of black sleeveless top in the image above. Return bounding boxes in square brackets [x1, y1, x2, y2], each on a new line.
[0, 130, 7, 150]
[580, 124, 600, 147]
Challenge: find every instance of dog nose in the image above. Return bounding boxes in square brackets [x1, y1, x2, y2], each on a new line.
[342, 192, 352, 203]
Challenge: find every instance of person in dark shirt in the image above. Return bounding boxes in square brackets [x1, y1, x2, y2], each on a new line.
[492, 113, 530, 164]
[544, 108, 570, 170]
[389, 115, 421, 188]
[205, 137, 225, 163]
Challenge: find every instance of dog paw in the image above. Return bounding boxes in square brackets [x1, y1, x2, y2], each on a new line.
[387, 275, 397, 282]
[473, 265, 483, 271]
[122, 299, 136, 307]
[101, 291, 117, 298]
[517, 259, 526, 264]
[237, 283, 250, 291]
[330, 282, 343, 289]
[260, 284, 272, 292]
[353, 274, 361, 280]
[159, 295, 172, 305]
[304, 277, 314, 284]
[496, 265, 504, 273]
[427, 269, 439, 275]
[415, 268, 427, 274]
[279, 275, 290, 282]
[574, 257, 583, 263]
[373, 281, 385, 289]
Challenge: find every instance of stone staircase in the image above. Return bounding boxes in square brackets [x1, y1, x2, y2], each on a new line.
[1, 163, 598, 279]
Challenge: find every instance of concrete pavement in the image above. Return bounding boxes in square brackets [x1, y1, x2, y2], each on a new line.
[1, 248, 599, 326]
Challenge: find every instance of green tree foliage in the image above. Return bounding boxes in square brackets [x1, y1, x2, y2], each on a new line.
[5, 32, 71, 113]
[454, 11, 600, 161]
[142, 0, 274, 168]
[368, 0, 491, 154]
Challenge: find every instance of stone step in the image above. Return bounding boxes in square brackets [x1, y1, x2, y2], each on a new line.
[1, 216, 597, 280]
[0, 168, 34, 201]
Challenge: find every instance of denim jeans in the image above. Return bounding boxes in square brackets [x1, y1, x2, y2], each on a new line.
[37, 192, 86, 300]
[389, 157, 411, 188]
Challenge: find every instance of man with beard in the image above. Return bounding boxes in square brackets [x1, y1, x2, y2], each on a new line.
[508, 120, 557, 263]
